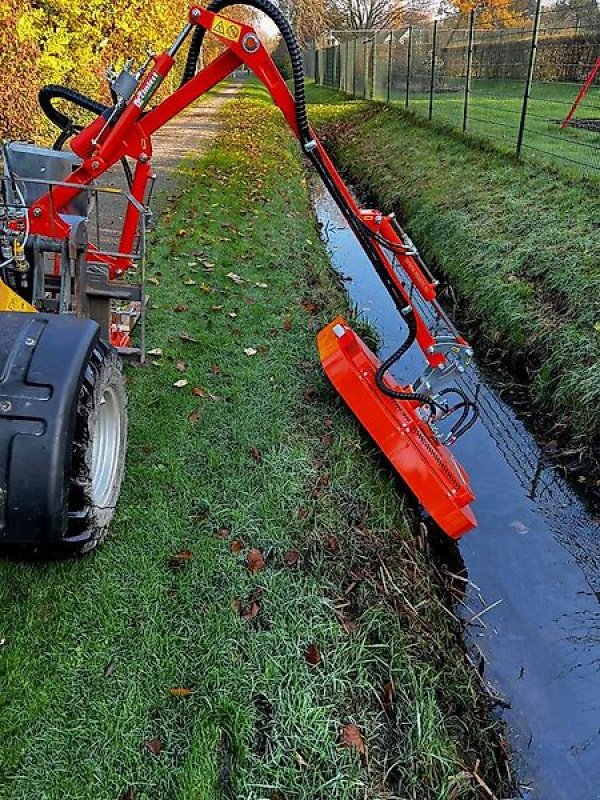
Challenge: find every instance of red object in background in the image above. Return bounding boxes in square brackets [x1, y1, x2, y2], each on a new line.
[318, 318, 476, 538]
[562, 58, 600, 129]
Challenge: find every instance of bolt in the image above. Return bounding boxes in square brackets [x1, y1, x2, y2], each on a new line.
[25, 337, 36, 347]
[139, 154, 149, 163]
[0, 400, 12, 413]
[191, 7, 200, 16]
[91, 160, 100, 170]
[32, 208, 42, 218]
[242, 33, 260, 53]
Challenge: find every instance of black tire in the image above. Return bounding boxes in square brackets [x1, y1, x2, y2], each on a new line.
[65, 341, 128, 554]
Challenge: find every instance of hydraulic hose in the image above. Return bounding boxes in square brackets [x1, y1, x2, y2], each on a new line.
[181, 0, 310, 143]
[374, 309, 440, 414]
[39, 85, 109, 133]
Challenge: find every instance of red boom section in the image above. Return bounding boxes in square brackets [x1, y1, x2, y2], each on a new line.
[318, 318, 476, 538]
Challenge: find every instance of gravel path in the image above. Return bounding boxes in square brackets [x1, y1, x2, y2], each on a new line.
[97, 83, 240, 251]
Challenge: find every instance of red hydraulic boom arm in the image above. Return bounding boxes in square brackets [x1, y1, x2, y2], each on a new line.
[27, 1, 479, 538]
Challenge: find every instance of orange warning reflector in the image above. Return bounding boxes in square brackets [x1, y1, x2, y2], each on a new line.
[317, 317, 476, 539]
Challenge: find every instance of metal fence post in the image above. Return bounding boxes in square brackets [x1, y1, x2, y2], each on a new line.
[363, 37, 368, 99]
[344, 40, 349, 93]
[352, 37, 357, 97]
[387, 31, 393, 102]
[405, 26, 412, 108]
[370, 35, 376, 99]
[462, 9, 475, 132]
[428, 19, 438, 121]
[516, 0, 542, 158]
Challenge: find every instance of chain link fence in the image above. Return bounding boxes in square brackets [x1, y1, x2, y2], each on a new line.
[309, 4, 600, 180]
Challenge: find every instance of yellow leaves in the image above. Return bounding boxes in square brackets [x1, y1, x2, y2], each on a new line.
[169, 687, 193, 697]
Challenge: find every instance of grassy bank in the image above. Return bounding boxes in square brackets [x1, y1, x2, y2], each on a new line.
[308, 84, 600, 477]
[0, 85, 506, 799]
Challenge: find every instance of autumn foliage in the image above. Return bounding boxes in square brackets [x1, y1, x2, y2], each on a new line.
[0, 0, 253, 141]
[0, 0, 41, 140]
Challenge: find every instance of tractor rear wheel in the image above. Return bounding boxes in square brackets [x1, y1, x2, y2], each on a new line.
[66, 341, 127, 554]
[0, 313, 127, 556]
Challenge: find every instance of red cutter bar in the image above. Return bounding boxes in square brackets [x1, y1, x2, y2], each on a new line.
[318, 318, 476, 539]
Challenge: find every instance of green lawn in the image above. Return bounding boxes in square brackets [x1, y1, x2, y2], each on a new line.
[405, 79, 599, 179]
[348, 68, 600, 180]
[0, 84, 505, 799]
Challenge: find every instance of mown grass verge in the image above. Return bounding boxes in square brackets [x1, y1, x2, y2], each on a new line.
[0, 83, 507, 799]
[308, 83, 600, 484]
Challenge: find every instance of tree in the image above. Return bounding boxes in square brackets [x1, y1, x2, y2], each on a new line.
[329, 0, 407, 29]
[279, 0, 336, 43]
[0, 0, 258, 141]
[0, 0, 41, 140]
[451, 0, 525, 27]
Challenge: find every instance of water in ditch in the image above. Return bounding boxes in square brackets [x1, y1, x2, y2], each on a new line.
[313, 183, 600, 800]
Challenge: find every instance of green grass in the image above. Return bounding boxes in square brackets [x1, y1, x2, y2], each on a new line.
[341, 66, 600, 181]
[0, 85, 506, 799]
[401, 78, 600, 179]
[307, 82, 600, 460]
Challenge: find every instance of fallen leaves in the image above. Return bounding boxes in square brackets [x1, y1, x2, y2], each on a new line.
[249, 447, 262, 463]
[282, 549, 300, 568]
[301, 298, 318, 314]
[339, 724, 366, 757]
[143, 738, 163, 756]
[341, 618, 358, 635]
[304, 643, 321, 666]
[173, 379, 189, 389]
[246, 548, 265, 574]
[236, 598, 261, 621]
[232, 587, 263, 621]
[227, 272, 244, 284]
[168, 549, 193, 568]
[230, 539, 244, 554]
[192, 386, 220, 401]
[382, 681, 396, 718]
[169, 687, 193, 697]
[243, 347, 258, 357]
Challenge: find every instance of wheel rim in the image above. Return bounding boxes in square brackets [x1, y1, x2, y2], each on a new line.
[91, 385, 121, 508]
